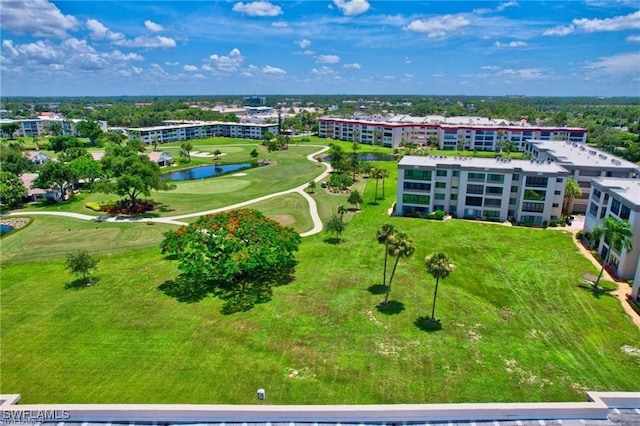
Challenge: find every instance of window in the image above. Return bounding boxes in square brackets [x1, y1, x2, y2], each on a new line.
[436, 182, 446, 189]
[468, 172, 485, 181]
[512, 174, 520, 181]
[552, 203, 559, 208]
[403, 194, 430, 205]
[600, 206, 607, 219]
[436, 170, 448, 177]
[524, 189, 546, 201]
[483, 210, 500, 218]
[451, 194, 458, 200]
[525, 176, 548, 188]
[435, 193, 446, 200]
[484, 198, 501, 207]
[592, 188, 602, 200]
[467, 184, 484, 194]
[610, 198, 621, 215]
[485, 186, 503, 195]
[404, 169, 432, 181]
[452, 170, 460, 177]
[554, 190, 562, 195]
[509, 197, 517, 205]
[620, 204, 631, 220]
[522, 202, 544, 213]
[556, 178, 564, 183]
[511, 185, 518, 193]
[465, 196, 483, 207]
[589, 202, 598, 217]
[404, 182, 431, 191]
[487, 174, 504, 183]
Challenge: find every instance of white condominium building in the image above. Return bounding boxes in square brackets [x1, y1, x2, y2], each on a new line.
[126, 121, 279, 144]
[318, 116, 587, 151]
[523, 140, 640, 214]
[0, 118, 107, 138]
[396, 156, 568, 226]
[583, 177, 640, 281]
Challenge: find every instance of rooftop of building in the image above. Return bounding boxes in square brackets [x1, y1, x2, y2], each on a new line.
[592, 177, 640, 208]
[127, 121, 277, 131]
[398, 155, 569, 174]
[526, 140, 640, 170]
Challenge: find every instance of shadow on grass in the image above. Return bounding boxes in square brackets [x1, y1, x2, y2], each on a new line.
[324, 237, 342, 245]
[414, 316, 443, 332]
[577, 283, 615, 299]
[154, 202, 175, 214]
[367, 284, 387, 295]
[367, 201, 380, 206]
[64, 277, 98, 290]
[157, 278, 209, 303]
[376, 300, 405, 315]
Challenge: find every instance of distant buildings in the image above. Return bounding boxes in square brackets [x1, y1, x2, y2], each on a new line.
[243, 96, 267, 106]
[0, 117, 108, 138]
[318, 115, 587, 150]
[126, 121, 279, 144]
[396, 155, 568, 225]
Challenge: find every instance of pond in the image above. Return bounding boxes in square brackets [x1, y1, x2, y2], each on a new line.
[0, 224, 13, 236]
[162, 163, 261, 182]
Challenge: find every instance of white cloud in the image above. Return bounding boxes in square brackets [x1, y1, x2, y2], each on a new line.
[115, 36, 176, 48]
[145, 20, 164, 32]
[86, 19, 124, 41]
[183, 65, 199, 72]
[316, 54, 340, 64]
[405, 57, 411, 65]
[494, 41, 527, 48]
[272, 21, 288, 27]
[298, 39, 311, 48]
[302, 50, 315, 56]
[0, 0, 78, 38]
[405, 14, 471, 38]
[311, 66, 337, 76]
[544, 10, 640, 36]
[584, 52, 640, 75]
[261, 65, 286, 75]
[498, 68, 546, 80]
[404, 73, 414, 78]
[481, 65, 501, 71]
[627, 34, 640, 42]
[432, 72, 445, 78]
[382, 75, 395, 80]
[165, 61, 180, 66]
[333, 0, 370, 16]
[232, 1, 283, 17]
[496, 1, 518, 12]
[205, 48, 244, 73]
[343, 63, 361, 69]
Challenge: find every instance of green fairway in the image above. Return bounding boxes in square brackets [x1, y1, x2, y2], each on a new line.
[2, 139, 638, 404]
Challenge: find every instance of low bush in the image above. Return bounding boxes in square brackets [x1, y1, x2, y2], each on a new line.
[85, 202, 102, 212]
[101, 199, 155, 215]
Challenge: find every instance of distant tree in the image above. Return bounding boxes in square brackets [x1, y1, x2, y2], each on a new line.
[47, 135, 83, 153]
[371, 167, 384, 201]
[337, 205, 348, 219]
[250, 149, 259, 158]
[380, 168, 390, 198]
[592, 217, 633, 288]
[1, 122, 20, 140]
[100, 132, 127, 146]
[263, 131, 274, 145]
[325, 213, 346, 242]
[213, 149, 222, 160]
[328, 143, 346, 174]
[76, 119, 103, 145]
[69, 156, 102, 187]
[58, 147, 90, 162]
[307, 180, 316, 193]
[179, 142, 193, 163]
[0, 171, 27, 207]
[152, 136, 159, 151]
[424, 252, 454, 319]
[350, 142, 360, 181]
[381, 231, 415, 305]
[0, 141, 32, 175]
[347, 189, 363, 210]
[47, 122, 63, 136]
[65, 250, 99, 287]
[563, 178, 581, 215]
[376, 223, 396, 289]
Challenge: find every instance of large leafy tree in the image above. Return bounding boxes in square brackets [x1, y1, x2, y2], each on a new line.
[33, 161, 77, 201]
[1, 122, 20, 139]
[76, 119, 103, 145]
[0, 171, 27, 207]
[424, 253, 454, 319]
[161, 209, 301, 311]
[47, 135, 83, 153]
[592, 217, 634, 287]
[563, 178, 581, 215]
[381, 231, 415, 305]
[376, 223, 396, 289]
[0, 141, 32, 175]
[69, 156, 102, 187]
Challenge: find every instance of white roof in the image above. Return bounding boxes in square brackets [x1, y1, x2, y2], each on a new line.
[398, 155, 569, 174]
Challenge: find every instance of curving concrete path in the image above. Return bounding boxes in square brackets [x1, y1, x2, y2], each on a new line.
[5, 146, 332, 237]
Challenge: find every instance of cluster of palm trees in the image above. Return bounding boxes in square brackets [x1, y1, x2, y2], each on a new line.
[376, 223, 455, 320]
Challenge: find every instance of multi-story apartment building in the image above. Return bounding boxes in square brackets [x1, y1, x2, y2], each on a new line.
[0, 118, 107, 138]
[396, 156, 568, 225]
[126, 121, 279, 144]
[583, 177, 640, 281]
[523, 140, 640, 214]
[318, 116, 587, 151]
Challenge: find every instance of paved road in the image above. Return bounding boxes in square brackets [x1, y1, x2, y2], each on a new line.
[4, 146, 332, 237]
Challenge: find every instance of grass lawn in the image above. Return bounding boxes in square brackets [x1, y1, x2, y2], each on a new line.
[2, 167, 639, 404]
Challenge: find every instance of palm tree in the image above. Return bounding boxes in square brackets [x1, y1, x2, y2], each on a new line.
[424, 253, 454, 319]
[380, 168, 390, 199]
[371, 167, 383, 201]
[563, 178, 581, 216]
[382, 231, 415, 305]
[592, 217, 633, 288]
[337, 205, 348, 219]
[376, 223, 396, 288]
[347, 189, 363, 210]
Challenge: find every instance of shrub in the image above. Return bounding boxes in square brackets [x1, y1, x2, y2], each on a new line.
[542, 220, 549, 229]
[85, 202, 102, 212]
[434, 210, 446, 220]
[576, 230, 584, 239]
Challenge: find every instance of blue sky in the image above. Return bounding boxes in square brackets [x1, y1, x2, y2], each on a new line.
[1, 0, 639, 97]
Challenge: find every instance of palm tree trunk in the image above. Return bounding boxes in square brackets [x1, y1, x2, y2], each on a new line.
[595, 249, 611, 288]
[382, 245, 389, 286]
[431, 277, 440, 319]
[383, 255, 400, 304]
[382, 177, 385, 198]
[374, 179, 379, 201]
